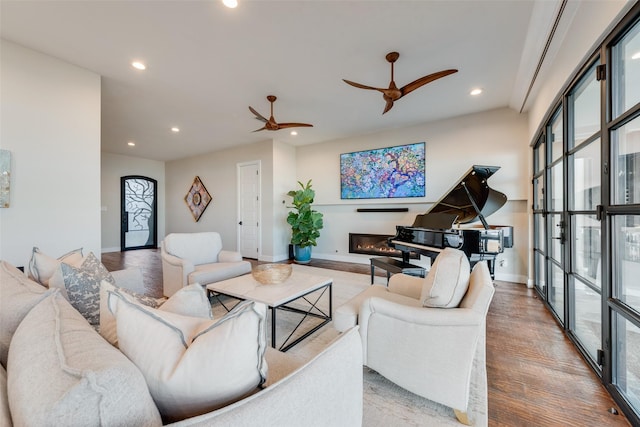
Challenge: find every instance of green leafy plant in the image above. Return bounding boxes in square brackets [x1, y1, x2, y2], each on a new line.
[287, 180, 324, 248]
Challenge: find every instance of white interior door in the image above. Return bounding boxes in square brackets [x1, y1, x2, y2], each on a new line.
[238, 161, 260, 259]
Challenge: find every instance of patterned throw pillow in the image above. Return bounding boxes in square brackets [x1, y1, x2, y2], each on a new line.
[27, 247, 84, 287]
[59, 252, 115, 327]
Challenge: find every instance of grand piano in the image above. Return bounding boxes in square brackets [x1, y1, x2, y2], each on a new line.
[389, 165, 513, 278]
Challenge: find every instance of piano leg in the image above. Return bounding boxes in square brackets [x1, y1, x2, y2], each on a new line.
[469, 256, 496, 280]
[487, 259, 495, 280]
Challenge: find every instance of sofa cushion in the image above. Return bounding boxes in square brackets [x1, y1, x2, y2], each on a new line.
[189, 261, 252, 285]
[27, 246, 83, 287]
[7, 291, 162, 427]
[0, 364, 10, 427]
[100, 281, 213, 347]
[164, 232, 223, 265]
[420, 248, 470, 308]
[0, 260, 55, 367]
[49, 252, 115, 327]
[109, 294, 267, 423]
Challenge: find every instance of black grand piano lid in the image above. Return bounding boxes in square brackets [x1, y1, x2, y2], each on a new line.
[425, 165, 507, 225]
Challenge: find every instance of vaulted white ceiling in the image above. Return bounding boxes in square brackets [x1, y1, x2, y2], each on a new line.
[1, 0, 557, 161]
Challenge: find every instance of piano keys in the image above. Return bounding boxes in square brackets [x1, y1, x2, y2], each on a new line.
[389, 165, 513, 278]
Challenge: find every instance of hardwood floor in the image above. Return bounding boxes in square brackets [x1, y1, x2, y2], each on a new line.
[101, 249, 631, 426]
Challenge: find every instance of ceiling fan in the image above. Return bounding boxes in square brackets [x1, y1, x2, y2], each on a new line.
[248, 95, 313, 132]
[343, 52, 458, 114]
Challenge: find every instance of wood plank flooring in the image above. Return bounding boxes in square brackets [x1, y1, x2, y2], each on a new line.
[101, 249, 631, 426]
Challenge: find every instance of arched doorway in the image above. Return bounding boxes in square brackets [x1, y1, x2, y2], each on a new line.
[120, 175, 157, 251]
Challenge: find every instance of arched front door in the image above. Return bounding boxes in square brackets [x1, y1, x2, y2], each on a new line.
[120, 175, 157, 251]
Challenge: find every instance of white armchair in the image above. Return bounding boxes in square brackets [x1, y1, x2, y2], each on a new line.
[334, 248, 495, 425]
[160, 232, 252, 297]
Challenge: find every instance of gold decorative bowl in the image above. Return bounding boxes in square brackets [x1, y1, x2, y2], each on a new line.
[252, 263, 292, 285]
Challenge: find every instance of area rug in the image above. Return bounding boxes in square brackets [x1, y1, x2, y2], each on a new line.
[211, 264, 488, 427]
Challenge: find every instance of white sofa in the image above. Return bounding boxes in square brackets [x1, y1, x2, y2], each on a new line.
[161, 232, 252, 297]
[334, 249, 495, 425]
[0, 260, 363, 426]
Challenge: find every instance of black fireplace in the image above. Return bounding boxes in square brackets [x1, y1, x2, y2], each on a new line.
[348, 233, 418, 259]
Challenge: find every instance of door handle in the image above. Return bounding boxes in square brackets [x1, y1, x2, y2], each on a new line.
[239, 221, 243, 226]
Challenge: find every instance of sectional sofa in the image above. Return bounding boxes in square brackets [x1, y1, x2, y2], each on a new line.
[0, 259, 363, 426]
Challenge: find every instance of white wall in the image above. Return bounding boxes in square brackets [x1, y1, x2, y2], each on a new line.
[0, 40, 101, 267]
[272, 140, 297, 261]
[164, 108, 529, 282]
[101, 153, 165, 252]
[296, 107, 530, 283]
[165, 139, 275, 258]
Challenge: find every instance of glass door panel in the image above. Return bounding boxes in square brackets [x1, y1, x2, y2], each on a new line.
[612, 115, 640, 206]
[551, 112, 564, 162]
[535, 136, 545, 173]
[534, 176, 544, 210]
[571, 139, 601, 211]
[571, 64, 600, 149]
[612, 22, 640, 119]
[614, 313, 640, 411]
[535, 213, 545, 253]
[550, 162, 564, 211]
[550, 214, 564, 262]
[535, 251, 546, 294]
[613, 215, 640, 311]
[573, 215, 601, 285]
[549, 263, 565, 321]
[573, 276, 602, 362]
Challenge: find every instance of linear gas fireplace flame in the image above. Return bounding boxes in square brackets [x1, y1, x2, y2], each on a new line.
[348, 233, 418, 259]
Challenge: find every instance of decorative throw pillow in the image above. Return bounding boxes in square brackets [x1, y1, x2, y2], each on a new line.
[0, 260, 55, 367]
[419, 248, 471, 308]
[7, 292, 162, 426]
[109, 293, 267, 423]
[157, 282, 213, 318]
[27, 246, 83, 287]
[50, 252, 115, 327]
[100, 281, 212, 347]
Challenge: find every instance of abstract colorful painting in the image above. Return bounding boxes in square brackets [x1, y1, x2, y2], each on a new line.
[340, 142, 425, 199]
[184, 176, 212, 222]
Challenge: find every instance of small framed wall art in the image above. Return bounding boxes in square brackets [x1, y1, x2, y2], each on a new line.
[0, 149, 11, 208]
[184, 176, 212, 222]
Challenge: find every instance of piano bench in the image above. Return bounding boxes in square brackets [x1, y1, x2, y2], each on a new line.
[370, 257, 425, 285]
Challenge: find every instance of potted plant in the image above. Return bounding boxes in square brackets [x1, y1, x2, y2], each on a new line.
[287, 180, 324, 264]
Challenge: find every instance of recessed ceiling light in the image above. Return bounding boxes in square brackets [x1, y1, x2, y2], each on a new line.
[632, 51, 640, 60]
[290, 131, 298, 136]
[127, 141, 135, 147]
[470, 88, 483, 96]
[171, 127, 180, 133]
[131, 61, 146, 70]
[222, 0, 238, 8]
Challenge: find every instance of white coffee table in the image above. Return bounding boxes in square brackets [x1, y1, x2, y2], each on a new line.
[206, 270, 332, 352]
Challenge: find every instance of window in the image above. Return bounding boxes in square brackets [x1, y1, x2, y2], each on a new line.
[531, 5, 640, 423]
